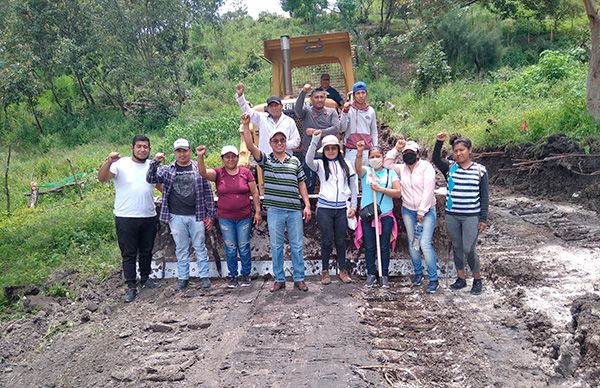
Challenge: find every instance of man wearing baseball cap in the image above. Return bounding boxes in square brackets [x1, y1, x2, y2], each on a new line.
[340, 81, 378, 167]
[241, 113, 311, 292]
[235, 83, 300, 154]
[294, 83, 340, 194]
[146, 138, 216, 291]
[384, 138, 440, 294]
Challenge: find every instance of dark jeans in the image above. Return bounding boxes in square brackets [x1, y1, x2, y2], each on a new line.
[362, 216, 394, 276]
[115, 216, 158, 288]
[316, 207, 348, 271]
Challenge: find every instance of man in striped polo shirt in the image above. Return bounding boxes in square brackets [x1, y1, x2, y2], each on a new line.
[241, 113, 312, 292]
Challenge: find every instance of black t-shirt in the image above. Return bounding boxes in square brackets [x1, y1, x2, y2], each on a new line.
[326, 86, 343, 106]
[168, 164, 196, 216]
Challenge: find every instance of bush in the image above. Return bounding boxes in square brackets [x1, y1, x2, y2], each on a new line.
[412, 41, 452, 96]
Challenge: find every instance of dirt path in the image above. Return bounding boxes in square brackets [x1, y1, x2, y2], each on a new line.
[1, 188, 599, 387]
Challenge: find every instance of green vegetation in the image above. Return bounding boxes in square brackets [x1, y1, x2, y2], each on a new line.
[0, 0, 599, 308]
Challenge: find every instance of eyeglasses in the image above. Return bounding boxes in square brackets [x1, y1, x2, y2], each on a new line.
[270, 138, 286, 144]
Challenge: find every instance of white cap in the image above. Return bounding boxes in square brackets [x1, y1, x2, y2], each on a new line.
[173, 138, 190, 150]
[318, 135, 342, 153]
[402, 140, 420, 153]
[220, 145, 239, 156]
[269, 129, 287, 140]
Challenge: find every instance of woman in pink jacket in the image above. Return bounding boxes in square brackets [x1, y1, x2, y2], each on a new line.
[384, 139, 439, 294]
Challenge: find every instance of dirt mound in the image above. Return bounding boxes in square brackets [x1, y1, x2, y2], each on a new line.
[481, 134, 600, 213]
[565, 293, 600, 379]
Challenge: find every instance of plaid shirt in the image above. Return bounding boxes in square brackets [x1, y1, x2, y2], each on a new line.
[146, 160, 215, 224]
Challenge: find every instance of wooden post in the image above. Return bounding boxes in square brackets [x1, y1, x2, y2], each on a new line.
[66, 159, 84, 200]
[4, 146, 11, 216]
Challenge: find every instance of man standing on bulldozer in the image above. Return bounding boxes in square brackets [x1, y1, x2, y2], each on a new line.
[294, 84, 340, 194]
[235, 83, 300, 154]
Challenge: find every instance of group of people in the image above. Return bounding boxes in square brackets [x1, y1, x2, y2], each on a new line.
[99, 77, 489, 303]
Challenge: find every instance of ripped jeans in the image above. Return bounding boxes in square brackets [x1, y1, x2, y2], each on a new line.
[218, 217, 253, 277]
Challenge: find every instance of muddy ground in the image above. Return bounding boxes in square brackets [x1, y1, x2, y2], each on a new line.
[1, 136, 600, 387]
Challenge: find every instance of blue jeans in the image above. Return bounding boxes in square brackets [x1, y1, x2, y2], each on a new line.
[362, 216, 394, 276]
[402, 207, 439, 281]
[218, 217, 252, 277]
[169, 214, 210, 280]
[303, 161, 317, 195]
[266, 208, 305, 282]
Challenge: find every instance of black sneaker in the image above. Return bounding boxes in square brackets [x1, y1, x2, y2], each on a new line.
[426, 280, 439, 294]
[240, 275, 251, 287]
[411, 274, 424, 287]
[124, 288, 137, 303]
[365, 274, 377, 288]
[227, 277, 239, 288]
[450, 277, 467, 290]
[175, 279, 189, 292]
[380, 276, 390, 289]
[470, 279, 483, 295]
[140, 278, 161, 289]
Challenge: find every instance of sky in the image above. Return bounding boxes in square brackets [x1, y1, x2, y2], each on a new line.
[219, 0, 289, 19]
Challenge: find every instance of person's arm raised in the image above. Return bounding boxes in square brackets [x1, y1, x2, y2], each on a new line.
[196, 145, 217, 182]
[241, 113, 262, 162]
[97, 152, 119, 182]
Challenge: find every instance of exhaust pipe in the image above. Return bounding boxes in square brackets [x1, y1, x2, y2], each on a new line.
[281, 35, 293, 97]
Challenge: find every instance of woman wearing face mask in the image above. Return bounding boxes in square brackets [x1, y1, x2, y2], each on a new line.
[306, 130, 358, 284]
[354, 141, 402, 288]
[432, 132, 489, 295]
[384, 139, 440, 294]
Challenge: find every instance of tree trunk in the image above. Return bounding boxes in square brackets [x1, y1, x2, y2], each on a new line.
[28, 97, 44, 134]
[584, 0, 600, 119]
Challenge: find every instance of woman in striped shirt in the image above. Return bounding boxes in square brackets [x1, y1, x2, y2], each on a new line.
[433, 132, 489, 295]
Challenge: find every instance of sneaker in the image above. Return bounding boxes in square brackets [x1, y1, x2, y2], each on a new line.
[175, 279, 189, 292]
[140, 278, 161, 289]
[227, 277, 238, 288]
[380, 276, 390, 288]
[240, 275, 251, 287]
[321, 270, 331, 285]
[411, 274, 424, 287]
[365, 274, 377, 288]
[426, 280, 439, 294]
[338, 270, 353, 284]
[450, 277, 467, 290]
[470, 279, 483, 295]
[124, 288, 137, 303]
[200, 278, 211, 289]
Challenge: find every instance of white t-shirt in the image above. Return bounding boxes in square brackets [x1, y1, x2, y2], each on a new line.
[109, 157, 156, 217]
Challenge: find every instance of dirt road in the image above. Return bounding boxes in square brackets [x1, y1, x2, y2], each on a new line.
[1, 187, 599, 387]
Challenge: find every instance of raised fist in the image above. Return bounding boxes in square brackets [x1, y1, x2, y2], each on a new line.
[312, 129, 322, 137]
[395, 138, 407, 151]
[154, 152, 165, 163]
[436, 132, 447, 142]
[196, 145, 207, 157]
[236, 83, 245, 97]
[107, 152, 120, 163]
[303, 84, 312, 93]
[356, 140, 365, 152]
[342, 101, 352, 112]
[241, 113, 250, 125]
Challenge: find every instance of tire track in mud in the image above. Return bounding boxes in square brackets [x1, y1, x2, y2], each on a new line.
[355, 188, 600, 387]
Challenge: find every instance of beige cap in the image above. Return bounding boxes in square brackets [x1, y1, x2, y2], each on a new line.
[318, 135, 342, 153]
[402, 140, 420, 153]
[220, 145, 239, 156]
[173, 138, 190, 150]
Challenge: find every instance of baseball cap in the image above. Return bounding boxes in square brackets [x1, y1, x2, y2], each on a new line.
[352, 81, 367, 93]
[318, 135, 342, 153]
[220, 145, 239, 156]
[173, 138, 190, 150]
[269, 129, 287, 140]
[402, 140, 420, 153]
[266, 96, 282, 105]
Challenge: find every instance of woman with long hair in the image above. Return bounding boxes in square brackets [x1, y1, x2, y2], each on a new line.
[305, 130, 358, 284]
[432, 132, 489, 295]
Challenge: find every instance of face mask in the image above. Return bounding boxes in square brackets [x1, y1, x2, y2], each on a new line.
[368, 158, 382, 169]
[402, 153, 417, 165]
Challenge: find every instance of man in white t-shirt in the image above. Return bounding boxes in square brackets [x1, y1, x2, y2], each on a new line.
[98, 134, 161, 303]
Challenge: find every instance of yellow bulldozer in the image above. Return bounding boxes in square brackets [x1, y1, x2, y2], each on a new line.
[238, 32, 355, 180]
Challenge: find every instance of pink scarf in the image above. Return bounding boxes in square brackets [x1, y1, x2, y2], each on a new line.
[353, 210, 398, 251]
